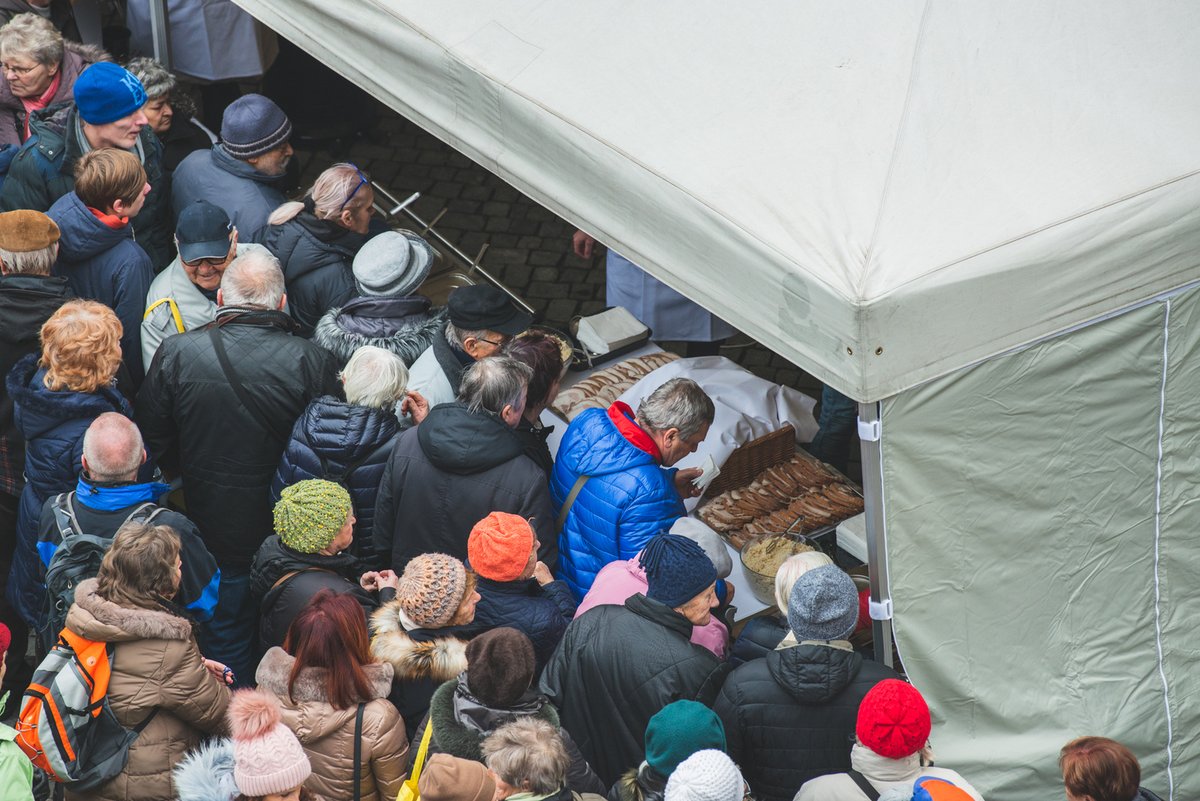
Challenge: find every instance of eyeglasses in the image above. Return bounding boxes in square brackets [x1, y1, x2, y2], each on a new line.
[338, 163, 369, 211]
[1, 62, 40, 77]
[477, 337, 506, 348]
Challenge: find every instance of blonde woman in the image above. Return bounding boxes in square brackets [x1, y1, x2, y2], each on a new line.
[258, 162, 376, 336]
[729, 548, 835, 664]
[5, 299, 130, 628]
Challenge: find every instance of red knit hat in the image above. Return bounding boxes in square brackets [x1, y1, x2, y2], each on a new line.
[467, 512, 535, 582]
[856, 679, 931, 759]
[0, 621, 10, 657]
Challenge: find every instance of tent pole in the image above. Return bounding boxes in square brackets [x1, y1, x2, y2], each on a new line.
[858, 401, 894, 667]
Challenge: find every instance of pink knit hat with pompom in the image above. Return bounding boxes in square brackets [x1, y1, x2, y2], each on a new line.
[228, 689, 311, 796]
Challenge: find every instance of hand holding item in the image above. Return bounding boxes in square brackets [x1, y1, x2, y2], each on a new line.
[674, 467, 704, 499]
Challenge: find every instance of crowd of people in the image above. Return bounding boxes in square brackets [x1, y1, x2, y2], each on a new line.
[0, 9, 1167, 801]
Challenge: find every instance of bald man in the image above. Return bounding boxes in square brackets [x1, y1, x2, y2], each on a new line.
[37, 413, 219, 629]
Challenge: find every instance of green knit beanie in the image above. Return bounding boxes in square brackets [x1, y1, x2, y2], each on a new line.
[273, 479, 352, 554]
[644, 700, 727, 776]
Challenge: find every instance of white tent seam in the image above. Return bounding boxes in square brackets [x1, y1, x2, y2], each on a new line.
[860, 167, 1200, 302]
[859, 0, 931, 298]
[1152, 297, 1174, 801]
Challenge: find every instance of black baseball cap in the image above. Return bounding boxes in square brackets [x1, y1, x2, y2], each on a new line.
[448, 285, 532, 336]
[176, 200, 233, 263]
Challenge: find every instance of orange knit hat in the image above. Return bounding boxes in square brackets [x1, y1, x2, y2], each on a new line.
[467, 512, 535, 582]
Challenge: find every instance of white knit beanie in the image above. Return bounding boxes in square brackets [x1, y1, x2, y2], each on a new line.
[228, 689, 311, 796]
[665, 750, 743, 801]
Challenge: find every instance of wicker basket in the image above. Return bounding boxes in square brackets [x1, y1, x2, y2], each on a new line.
[704, 424, 796, 498]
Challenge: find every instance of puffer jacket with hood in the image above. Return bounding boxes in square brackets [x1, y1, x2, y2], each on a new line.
[369, 596, 474, 740]
[256, 211, 368, 337]
[271, 395, 398, 558]
[313, 296, 447, 367]
[256, 646, 408, 801]
[0, 42, 95, 146]
[713, 642, 897, 801]
[794, 743, 985, 801]
[248, 534, 380, 654]
[6, 354, 130, 626]
[63, 578, 230, 801]
[373, 402, 556, 573]
[551, 403, 685, 599]
[0, 105, 171, 270]
[172, 144, 287, 236]
[48, 190, 152, 382]
[412, 676, 606, 795]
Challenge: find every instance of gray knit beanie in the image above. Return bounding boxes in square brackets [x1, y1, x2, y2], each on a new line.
[787, 564, 859, 641]
[221, 94, 292, 159]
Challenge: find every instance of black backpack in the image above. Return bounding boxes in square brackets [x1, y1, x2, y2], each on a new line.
[39, 492, 167, 650]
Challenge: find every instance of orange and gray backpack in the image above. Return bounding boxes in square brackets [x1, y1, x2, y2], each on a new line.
[15, 628, 156, 790]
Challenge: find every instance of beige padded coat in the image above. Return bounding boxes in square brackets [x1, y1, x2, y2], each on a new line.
[63, 579, 230, 801]
[256, 646, 409, 801]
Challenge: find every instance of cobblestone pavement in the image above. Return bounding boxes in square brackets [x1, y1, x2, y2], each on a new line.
[291, 101, 862, 477]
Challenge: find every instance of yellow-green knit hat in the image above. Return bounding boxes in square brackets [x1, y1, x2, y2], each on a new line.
[273, 479, 352, 553]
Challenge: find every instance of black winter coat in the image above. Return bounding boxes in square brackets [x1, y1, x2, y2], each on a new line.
[608, 764, 666, 801]
[473, 576, 575, 673]
[539, 594, 730, 786]
[373, 402, 557, 573]
[136, 309, 341, 568]
[257, 212, 368, 337]
[249, 534, 381, 653]
[271, 395, 397, 562]
[714, 643, 897, 801]
[729, 614, 789, 665]
[0, 273, 70, 496]
[412, 677, 606, 796]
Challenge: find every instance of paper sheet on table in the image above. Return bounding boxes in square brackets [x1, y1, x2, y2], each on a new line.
[617, 355, 818, 512]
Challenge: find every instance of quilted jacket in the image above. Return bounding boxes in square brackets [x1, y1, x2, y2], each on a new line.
[713, 643, 897, 801]
[5, 354, 130, 625]
[551, 405, 685, 600]
[472, 575, 576, 672]
[256, 212, 368, 337]
[271, 395, 398, 558]
[136, 308, 340, 568]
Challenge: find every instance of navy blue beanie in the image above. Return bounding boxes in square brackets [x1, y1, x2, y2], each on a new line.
[73, 63, 147, 125]
[639, 532, 717, 608]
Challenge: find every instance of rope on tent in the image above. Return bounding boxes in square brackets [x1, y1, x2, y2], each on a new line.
[1152, 297, 1174, 801]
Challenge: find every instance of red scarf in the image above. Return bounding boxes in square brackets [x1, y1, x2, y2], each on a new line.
[20, 69, 61, 139]
[607, 401, 661, 462]
[87, 207, 128, 229]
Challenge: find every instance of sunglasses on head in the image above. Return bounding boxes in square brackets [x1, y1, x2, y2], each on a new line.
[339, 164, 370, 211]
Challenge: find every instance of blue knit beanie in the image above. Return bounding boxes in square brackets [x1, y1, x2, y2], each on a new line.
[787, 564, 859, 642]
[639, 533, 717, 608]
[645, 700, 727, 776]
[74, 63, 147, 125]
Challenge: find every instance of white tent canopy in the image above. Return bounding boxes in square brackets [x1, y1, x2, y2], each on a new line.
[231, 0, 1200, 401]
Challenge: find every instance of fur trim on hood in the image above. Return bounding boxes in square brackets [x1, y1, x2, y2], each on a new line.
[173, 738, 237, 801]
[256, 645, 394, 702]
[313, 302, 447, 366]
[64, 578, 194, 642]
[370, 600, 468, 682]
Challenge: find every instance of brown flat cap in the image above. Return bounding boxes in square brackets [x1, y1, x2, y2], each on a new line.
[0, 210, 60, 252]
[418, 754, 497, 801]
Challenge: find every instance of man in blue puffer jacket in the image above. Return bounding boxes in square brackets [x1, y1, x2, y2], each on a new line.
[551, 377, 714, 599]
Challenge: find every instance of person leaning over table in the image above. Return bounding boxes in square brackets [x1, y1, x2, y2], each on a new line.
[551, 376, 714, 600]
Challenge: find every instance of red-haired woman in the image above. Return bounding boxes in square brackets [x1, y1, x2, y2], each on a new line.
[1060, 737, 1162, 801]
[256, 589, 408, 801]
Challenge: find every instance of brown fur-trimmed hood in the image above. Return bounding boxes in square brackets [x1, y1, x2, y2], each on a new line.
[370, 600, 468, 682]
[64, 578, 194, 643]
[256, 646, 393, 702]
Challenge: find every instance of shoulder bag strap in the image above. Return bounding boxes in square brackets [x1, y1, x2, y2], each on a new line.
[556, 474, 591, 534]
[207, 326, 291, 443]
[410, 718, 435, 787]
[846, 769, 880, 801]
[353, 702, 365, 801]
